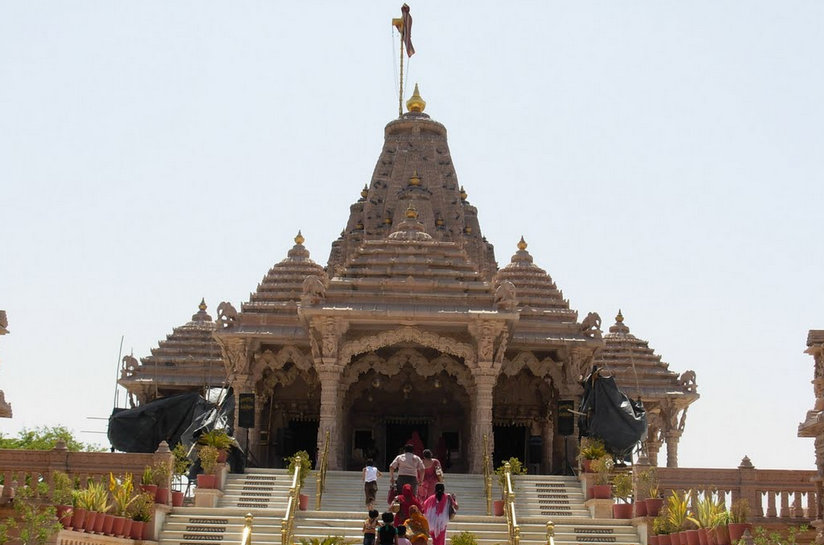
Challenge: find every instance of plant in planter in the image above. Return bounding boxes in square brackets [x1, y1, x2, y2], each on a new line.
[198, 429, 235, 462]
[577, 437, 607, 472]
[711, 509, 732, 545]
[197, 445, 220, 488]
[172, 442, 192, 506]
[728, 499, 752, 542]
[0, 483, 62, 545]
[87, 480, 111, 535]
[141, 465, 157, 497]
[643, 469, 664, 517]
[589, 455, 614, 499]
[665, 490, 691, 541]
[449, 530, 479, 545]
[109, 473, 136, 538]
[285, 450, 314, 510]
[127, 492, 154, 540]
[153, 458, 173, 504]
[688, 491, 724, 545]
[493, 457, 527, 515]
[612, 472, 634, 519]
[653, 508, 678, 545]
[51, 471, 74, 529]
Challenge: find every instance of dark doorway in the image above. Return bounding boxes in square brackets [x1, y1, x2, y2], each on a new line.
[385, 423, 428, 466]
[282, 420, 319, 467]
[493, 425, 527, 468]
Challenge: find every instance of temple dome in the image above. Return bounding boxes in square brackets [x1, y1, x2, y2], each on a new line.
[493, 237, 572, 314]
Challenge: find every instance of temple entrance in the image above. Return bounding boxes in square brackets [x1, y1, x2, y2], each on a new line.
[341, 346, 473, 472]
[282, 420, 319, 467]
[493, 424, 527, 467]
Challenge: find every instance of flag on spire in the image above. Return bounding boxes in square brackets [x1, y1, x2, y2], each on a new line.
[401, 4, 415, 57]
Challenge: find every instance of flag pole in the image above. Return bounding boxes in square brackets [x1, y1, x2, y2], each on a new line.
[399, 30, 405, 117]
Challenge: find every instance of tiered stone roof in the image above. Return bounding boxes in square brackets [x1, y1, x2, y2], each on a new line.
[119, 300, 225, 396]
[594, 310, 697, 402]
[328, 101, 497, 281]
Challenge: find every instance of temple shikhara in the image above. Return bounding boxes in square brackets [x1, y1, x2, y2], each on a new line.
[119, 84, 699, 474]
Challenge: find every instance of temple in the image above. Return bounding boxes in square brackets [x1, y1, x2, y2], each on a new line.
[119, 86, 698, 473]
[0, 310, 11, 418]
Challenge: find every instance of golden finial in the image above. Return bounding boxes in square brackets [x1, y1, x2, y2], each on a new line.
[406, 83, 426, 113]
[361, 185, 368, 198]
[384, 217, 392, 225]
[405, 203, 418, 219]
[616, 309, 624, 323]
[464, 226, 472, 234]
[295, 230, 305, 245]
[435, 216, 444, 226]
[409, 171, 421, 186]
[199, 298, 207, 311]
[460, 186, 467, 200]
[517, 236, 527, 251]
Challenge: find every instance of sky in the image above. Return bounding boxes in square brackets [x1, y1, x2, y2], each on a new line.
[1, 2, 822, 470]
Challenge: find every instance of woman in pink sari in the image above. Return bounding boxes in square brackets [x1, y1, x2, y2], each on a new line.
[417, 449, 442, 502]
[422, 483, 452, 545]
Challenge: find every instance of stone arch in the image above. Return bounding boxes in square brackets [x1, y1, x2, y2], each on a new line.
[503, 351, 564, 385]
[339, 326, 476, 366]
[340, 349, 474, 394]
[251, 345, 312, 378]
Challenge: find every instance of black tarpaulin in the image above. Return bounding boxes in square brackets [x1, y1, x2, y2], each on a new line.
[578, 367, 647, 459]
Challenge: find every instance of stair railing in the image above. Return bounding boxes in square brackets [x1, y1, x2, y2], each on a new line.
[503, 461, 521, 545]
[281, 455, 303, 545]
[242, 512, 254, 545]
[546, 521, 555, 545]
[315, 430, 330, 510]
[483, 433, 492, 516]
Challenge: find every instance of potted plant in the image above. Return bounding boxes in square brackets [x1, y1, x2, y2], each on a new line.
[153, 459, 173, 504]
[666, 490, 690, 545]
[51, 471, 74, 529]
[644, 471, 664, 517]
[728, 499, 752, 542]
[109, 473, 136, 538]
[70, 485, 88, 531]
[688, 491, 724, 545]
[711, 509, 731, 545]
[635, 468, 657, 516]
[589, 454, 614, 499]
[127, 491, 153, 540]
[172, 442, 192, 507]
[87, 480, 111, 535]
[197, 445, 220, 488]
[448, 530, 479, 545]
[285, 450, 313, 510]
[494, 457, 527, 516]
[198, 429, 235, 462]
[0, 483, 62, 545]
[577, 437, 607, 473]
[140, 465, 157, 497]
[612, 472, 634, 519]
[653, 508, 677, 545]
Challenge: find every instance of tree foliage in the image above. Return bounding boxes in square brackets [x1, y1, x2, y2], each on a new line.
[0, 425, 103, 452]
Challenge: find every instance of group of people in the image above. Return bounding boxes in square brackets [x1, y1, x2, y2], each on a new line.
[362, 444, 457, 545]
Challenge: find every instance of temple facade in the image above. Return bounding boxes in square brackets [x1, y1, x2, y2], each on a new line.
[0, 310, 11, 418]
[119, 89, 698, 473]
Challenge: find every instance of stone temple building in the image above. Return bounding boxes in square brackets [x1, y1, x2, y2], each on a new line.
[119, 87, 699, 473]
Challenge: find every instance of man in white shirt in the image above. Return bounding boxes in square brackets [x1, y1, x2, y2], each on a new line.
[389, 443, 425, 497]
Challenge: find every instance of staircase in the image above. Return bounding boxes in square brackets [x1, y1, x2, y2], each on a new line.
[157, 470, 644, 545]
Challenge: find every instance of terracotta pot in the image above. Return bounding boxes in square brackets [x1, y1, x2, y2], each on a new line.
[698, 528, 710, 545]
[591, 484, 612, 499]
[70, 506, 86, 530]
[299, 493, 309, 511]
[679, 531, 689, 545]
[659, 534, 672, 545]
[56, 505, 73, 529]
[93, 511, 106, 533]
[130, 520, 145, 539]
[493, 499, 505, 516]
[686, 529, 700, 545]
[645, 497, 664, 517]
[155, 486, 169, 504]
[140, 483, 158, 497]
[172, 490, 185, 507]
[714, 525, 731, 545]
[102, 514, 115, 536]
[83, 510, 98, 532]
[217, 450, 229, 463]
[636, 500, 647, 517]
[197, 473, 217, 489]
[121, 518, 133, 539]
[581, 459, 593, 473]
[613, 502, 633, 519]
[728, 523, 751, 543]
[111, 515, 126, 538]
[649, 536, 660, 545]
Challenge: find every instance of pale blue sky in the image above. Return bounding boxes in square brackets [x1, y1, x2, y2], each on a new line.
[1, 2, 822, 469]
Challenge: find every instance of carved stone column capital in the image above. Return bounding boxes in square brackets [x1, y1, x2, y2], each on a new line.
[216, 337, 250, 384]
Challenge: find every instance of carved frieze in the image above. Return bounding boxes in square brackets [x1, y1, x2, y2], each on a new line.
[339, 327, 475, 366]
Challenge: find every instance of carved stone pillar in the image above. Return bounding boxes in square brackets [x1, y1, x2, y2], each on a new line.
[230, 372, 254, 450]
[471, 368, 497, 473]
[317, 362, 343, 470]
[248, 393, 266, 463]
[664, 431, 681, 468]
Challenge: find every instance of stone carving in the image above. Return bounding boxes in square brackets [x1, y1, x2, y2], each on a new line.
[301, 275, 327, 305]
[340, 349, 474, 394]
[580, 312, 602, 339]
[121, 354, 139, 378]
[218, 337, 250, 381]
[678, 370, 697, 393]
[494, 280, 518, 311]
[339, 327, 475, 366]
[216, 301, 238, 328]
[252, 345, 312, 377]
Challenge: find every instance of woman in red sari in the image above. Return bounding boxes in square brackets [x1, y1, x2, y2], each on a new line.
[393, 483, 422, 527]
[417, 449, 442, 502]
[422, 483, 453, 545]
